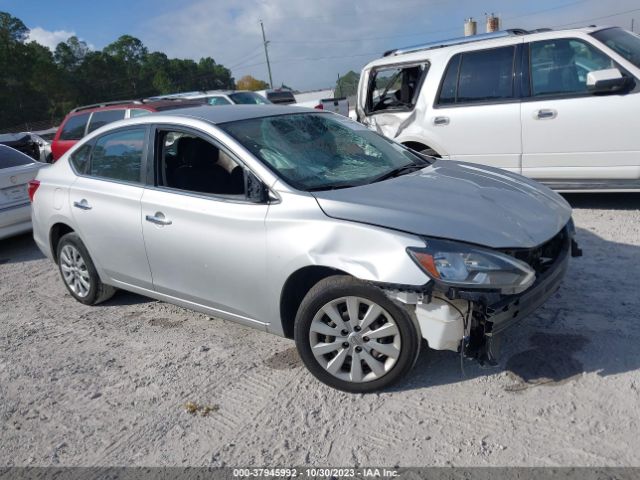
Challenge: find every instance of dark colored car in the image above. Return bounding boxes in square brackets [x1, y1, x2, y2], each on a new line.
[50, 99, 205, 161]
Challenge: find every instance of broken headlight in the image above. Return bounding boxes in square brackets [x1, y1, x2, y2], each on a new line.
[407, 239, 536, 294]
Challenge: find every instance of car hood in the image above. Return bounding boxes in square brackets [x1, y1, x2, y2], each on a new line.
[312, 161, 572, 249]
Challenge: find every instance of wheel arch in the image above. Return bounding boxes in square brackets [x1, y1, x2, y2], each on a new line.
[279, 265, 350, 339]
[49, 222, 75, 262]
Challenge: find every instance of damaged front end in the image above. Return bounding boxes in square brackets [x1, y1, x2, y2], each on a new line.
[384, 220, 581, 365]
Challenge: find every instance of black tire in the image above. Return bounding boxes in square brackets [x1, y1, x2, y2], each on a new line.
[56, 232, 116, 305]
[420, 147, 440, 158]
[294, 275, 420, 393]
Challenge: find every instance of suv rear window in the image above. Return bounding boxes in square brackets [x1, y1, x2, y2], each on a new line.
[0, 145, 35, 168]
[87, 109, 126, 134]
[59, 113, 90, 141]
[267, 91, 296, 104]
[437, 46, 516, 105]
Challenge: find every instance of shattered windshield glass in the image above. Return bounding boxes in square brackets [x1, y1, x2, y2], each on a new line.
[220, 113, 425, 191]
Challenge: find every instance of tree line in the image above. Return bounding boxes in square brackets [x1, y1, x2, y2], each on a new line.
[0, 11, 235, 131]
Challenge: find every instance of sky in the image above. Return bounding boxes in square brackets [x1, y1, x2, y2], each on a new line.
[3, 0, 640, 91]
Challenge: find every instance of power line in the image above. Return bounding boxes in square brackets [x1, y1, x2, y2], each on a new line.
[551, 7, 640, 28]
[268, 0, 590, 45]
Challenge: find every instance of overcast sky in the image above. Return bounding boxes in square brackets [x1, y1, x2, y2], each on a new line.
[5, 0, 640, 90]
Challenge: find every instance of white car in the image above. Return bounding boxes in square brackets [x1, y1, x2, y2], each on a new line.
[356, 26, 640, 191]
[151, 90, 271, 106]
[0, 145, 43, 240]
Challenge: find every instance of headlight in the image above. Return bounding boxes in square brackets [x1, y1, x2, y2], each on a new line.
[408, 239, 536, 294]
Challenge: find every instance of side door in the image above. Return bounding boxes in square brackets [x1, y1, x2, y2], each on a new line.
[521, 36, 640, 184]
[140, 125, 269, 327]
[69, 126, 153, 289]
[429, 44, 523, 172]
[361, 62, 429, 142]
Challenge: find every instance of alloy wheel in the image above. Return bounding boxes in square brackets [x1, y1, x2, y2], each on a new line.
[59, 244, 91, 298]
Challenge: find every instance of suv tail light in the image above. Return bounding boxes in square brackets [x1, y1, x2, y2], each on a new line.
[28, 179, 40, 202]
[314, 103, 324, 110]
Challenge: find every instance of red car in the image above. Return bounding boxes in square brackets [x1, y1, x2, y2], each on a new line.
[51, 99, 205, 161]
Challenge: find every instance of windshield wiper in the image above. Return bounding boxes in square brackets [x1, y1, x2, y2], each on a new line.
[306, 183, 361, 192]
[370, 164, 425, 183]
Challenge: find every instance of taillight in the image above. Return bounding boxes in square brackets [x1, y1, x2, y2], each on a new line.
[28, 180, 40, 202]
[314, 103, 324, 110]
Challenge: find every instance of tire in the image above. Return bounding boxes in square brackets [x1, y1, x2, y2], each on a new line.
[57, 232, 116, 305]
[294, 275, 420, 393]
[420, 147, 440, 158]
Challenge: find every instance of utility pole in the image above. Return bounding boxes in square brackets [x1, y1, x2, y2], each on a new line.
[260, 20, 273, 89]
[632, 18, 635, 32]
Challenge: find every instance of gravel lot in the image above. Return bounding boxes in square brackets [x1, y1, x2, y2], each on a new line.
[1, 193, 639, 467]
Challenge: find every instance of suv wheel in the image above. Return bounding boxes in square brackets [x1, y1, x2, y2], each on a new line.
[57, 232, 116, 305]
[294, 276, 420, 392]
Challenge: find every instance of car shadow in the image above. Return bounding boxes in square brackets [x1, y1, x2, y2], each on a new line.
[562, 192, 640, 210]
[0, 232, 46, 264]
[396, 220, 640, 393]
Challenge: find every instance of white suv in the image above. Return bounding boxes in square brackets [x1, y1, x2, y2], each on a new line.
[356, 26, 640, 191]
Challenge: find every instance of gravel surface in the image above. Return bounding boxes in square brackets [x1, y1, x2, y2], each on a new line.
[1, 193, 639, 467]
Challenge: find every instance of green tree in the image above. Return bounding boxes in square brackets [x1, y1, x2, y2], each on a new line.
[335, 70, 360, 97]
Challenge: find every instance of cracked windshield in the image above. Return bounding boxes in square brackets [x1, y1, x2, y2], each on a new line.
[221, 113, 423, 190]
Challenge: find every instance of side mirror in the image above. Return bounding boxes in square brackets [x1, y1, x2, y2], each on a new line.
[245, 170, 268, 203]
[586, 68, 630, 93]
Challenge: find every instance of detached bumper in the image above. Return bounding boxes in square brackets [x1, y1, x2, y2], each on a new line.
[485, 233, 572, 337]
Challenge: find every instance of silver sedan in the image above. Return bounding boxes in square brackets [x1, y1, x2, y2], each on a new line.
[30, 105, 578, 392]
[0, 145, 43, 240]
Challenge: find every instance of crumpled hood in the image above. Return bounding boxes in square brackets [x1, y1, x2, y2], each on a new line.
[312, 161, 572, 249]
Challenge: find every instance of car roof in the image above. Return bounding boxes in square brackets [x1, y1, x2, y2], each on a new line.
[67, 99, 204, 116]
[164, 104, 316, 124]
[365, 25, 613, 68]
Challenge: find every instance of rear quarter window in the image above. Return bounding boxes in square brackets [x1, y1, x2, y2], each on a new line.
[69, 143, 93, 174]
[58, 113, 90, 141]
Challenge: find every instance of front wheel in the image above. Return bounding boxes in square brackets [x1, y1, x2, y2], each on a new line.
[57, 232, 116, 305]
[294, 276, 420, 393]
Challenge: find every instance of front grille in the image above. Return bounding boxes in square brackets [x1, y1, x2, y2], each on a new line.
[501, 225, 568, 275]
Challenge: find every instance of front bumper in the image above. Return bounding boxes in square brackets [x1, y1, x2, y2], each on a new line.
[475, 229, 574, 362]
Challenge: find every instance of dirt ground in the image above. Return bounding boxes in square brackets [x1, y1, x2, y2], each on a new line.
[1, 193, 639, 467]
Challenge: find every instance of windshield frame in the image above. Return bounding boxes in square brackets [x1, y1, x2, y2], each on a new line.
[219, 112, 429, 192]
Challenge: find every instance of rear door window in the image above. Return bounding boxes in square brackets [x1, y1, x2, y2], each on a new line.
[59, 113, 90, 140]
[87, 109, 126, 134]
[89, 128, 146, 183]
[437, 46, 516, 105]
[367, 63, 428, 113]
[0, 145, 35, 168]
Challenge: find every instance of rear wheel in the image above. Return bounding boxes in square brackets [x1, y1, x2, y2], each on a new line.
[57, 232, 116, 305]
[294, 276, 420, 392]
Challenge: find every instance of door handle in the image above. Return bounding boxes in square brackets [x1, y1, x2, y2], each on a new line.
[73, 200, 92, 210]
[145, 212, 172, 226]
[535, 109, 557, 120]
[433, 116, 450, 126]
